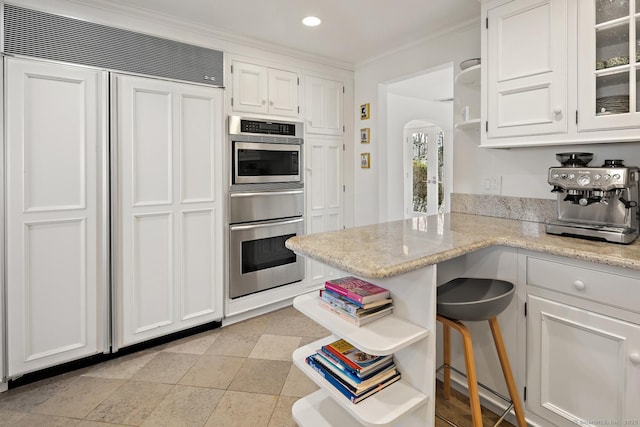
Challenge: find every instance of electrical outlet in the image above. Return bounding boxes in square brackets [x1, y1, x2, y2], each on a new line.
[482, 176, 502, 195]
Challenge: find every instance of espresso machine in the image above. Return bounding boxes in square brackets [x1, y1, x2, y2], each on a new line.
[546, 152, 640, 244]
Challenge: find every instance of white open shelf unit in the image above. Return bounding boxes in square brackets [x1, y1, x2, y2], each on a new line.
[293, 293, 429, 356]
[454, 118, 481, 130]
[454, 63, 481, 133]
[292, 335, 429, 427]
[455, 64, 480, 86]
[291, 266, 438, 426]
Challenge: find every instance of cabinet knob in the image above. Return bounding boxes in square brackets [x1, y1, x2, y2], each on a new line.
[306, 167, 312, 173]
[261, 100, 266, 105]
[553, 106, 562, 116]
[573, 280, 585, 291]
[630, 352, 640, 365]
[270, 100, 274, 106]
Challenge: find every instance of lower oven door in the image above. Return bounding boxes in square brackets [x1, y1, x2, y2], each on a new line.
[229, 217, 304, 299]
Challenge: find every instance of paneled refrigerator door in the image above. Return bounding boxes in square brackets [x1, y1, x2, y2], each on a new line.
[112, 74, 224, 349]
[5, 57, 109, 377]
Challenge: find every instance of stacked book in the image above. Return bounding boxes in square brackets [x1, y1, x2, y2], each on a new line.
[306, 338, 400, 404]
[319, 276, 393, 326]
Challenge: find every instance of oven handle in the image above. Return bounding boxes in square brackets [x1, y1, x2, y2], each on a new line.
[230, 189, 304, 198]
[230, 217, 304, 231]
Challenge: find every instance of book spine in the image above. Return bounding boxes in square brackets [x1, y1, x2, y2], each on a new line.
[321, 344, 361, 371]
[314, 352, 362, 385]
[306, 355, 357, 403]
[320, 290, 360, 315]
[322, 288, 364, 308]
[319, 348, 360, 376]
[310, 354, 359, 393]
[325, 282, 366, 304]
[318, 300, 360, 326]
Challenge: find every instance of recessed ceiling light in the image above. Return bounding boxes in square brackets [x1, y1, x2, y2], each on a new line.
[302, 16, 322, 27]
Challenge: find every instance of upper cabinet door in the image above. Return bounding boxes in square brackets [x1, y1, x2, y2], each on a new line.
[577, 0, 640, 131]
[5, 57, 108, 377]
[486, 0, 568, 139]
[232, 61, 269, 115]
[268, 68, 299, 117]
[232, 61, 299, 118]
[305, 76, 344, 135]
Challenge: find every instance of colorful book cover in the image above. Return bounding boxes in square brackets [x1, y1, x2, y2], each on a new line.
[313, 352, 397, 393]
[318, 347, 395, 379]
[324, 276, 390, 304]
[320, 288, 393, 314]
[306, 353, 401, 404]
[321, 338, 393, 374]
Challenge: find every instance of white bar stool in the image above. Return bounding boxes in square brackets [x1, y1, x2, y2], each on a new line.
[436, 278, 527, 427]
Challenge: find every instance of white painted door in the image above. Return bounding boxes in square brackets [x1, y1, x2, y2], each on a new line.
[268, 68, 299, 117]
[305, 136, 343, 285]
[232, 61, 269, 115]
[305, 76, 344, 135]
[486, 0, 568, 139]
[113, 74, 224, 348]
[527, 295, 640, 426]
[404, 125, 443, 216]
[5, 57, 108, 377]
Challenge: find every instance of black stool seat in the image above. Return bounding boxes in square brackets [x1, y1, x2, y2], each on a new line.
[437, 278, 515, 321]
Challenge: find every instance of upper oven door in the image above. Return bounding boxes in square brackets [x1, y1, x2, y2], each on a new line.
[233, 142, 301, 184]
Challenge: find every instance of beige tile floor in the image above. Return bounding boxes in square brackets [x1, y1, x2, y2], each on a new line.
[0, 306, 510, 427]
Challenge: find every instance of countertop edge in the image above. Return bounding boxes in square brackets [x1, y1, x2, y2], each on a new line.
[287, 213, 640, 279]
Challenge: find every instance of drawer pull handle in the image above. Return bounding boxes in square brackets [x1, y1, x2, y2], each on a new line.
[573, 280, 585, 290]
[630, 352, 640, 365]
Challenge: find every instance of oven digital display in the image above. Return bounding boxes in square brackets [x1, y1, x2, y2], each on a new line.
[240, 119, 296, 136]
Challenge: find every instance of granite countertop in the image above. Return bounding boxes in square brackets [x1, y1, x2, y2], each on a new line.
[285, 212, 640, 279]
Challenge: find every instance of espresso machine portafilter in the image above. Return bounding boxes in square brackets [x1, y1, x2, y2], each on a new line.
[546, 153, 640, 244]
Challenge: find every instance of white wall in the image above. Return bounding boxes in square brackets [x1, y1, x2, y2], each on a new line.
[455, 138, 640, 200]
[353, 21, 481, 226]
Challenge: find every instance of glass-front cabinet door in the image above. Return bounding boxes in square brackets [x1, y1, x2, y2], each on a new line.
[578, 0, 640, 131]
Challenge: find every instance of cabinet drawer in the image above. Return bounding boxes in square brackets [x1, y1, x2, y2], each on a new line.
[525, 256, 640, 314]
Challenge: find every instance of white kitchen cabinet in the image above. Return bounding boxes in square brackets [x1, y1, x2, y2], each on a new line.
[231, 61, 299, 118]
[485, 0, 568, 140]
[577, 0, 640, 131]
[454, 64, 482, 131]
[113, 74, 224, 348]
[292, 267, 436, 426]
[305, 136, 344, 285]
[523, 252, 640, 427]
[481, 0, 640, 147]
[305, 76, 344, 135]
[5, 57, 108, 377]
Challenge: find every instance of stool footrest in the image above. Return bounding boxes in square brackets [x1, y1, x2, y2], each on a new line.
[437, 364, 512, 404]
[435, 364, 516, 427]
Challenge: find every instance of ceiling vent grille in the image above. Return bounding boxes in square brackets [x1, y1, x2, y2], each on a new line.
[2, 4, 224, 86]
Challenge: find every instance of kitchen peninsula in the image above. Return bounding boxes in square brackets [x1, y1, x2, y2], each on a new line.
[286, 212, 640, 427]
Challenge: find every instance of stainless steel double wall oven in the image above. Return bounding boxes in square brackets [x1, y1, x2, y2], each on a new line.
[228, 116, 305, 299]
